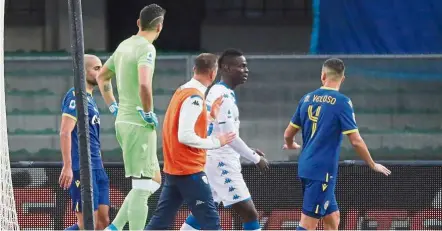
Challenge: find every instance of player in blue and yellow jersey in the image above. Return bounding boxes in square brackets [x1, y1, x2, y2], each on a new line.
[283, 58, 391, 230]
[58, 54, 110, 230]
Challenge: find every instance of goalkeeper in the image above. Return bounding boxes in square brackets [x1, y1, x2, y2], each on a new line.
[97, 4, 166, 231]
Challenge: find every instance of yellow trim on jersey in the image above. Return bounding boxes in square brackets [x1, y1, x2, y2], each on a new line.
[315, 205, 320, 214]
[342, 129, 358, 135]
[289, 122, 300, 129]
[320, 86, 338, 91]
[62, 113, 77, 121]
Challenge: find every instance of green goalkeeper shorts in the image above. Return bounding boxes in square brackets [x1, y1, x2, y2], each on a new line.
[115, 122, 160, 178]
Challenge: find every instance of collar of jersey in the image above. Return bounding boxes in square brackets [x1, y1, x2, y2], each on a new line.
[71, 88, 93, 96]
[320, 86, 338, 91]
[188, 78, 207, 95]
[217, 81, 237, 102]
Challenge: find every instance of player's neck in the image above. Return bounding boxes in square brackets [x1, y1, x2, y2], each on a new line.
[137, 31, 157, 43]
[193, 75, 211, 87]
[220, 78, 236, 90]
[86, 84, 94, 95]
[322, 82, 340, 91]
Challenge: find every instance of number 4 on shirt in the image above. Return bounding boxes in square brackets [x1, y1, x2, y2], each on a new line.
[308, 105, 321, 138]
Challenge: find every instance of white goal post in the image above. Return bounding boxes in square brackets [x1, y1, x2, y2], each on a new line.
[0, 0, 20, 229]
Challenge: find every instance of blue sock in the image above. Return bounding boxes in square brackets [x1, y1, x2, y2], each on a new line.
[106, 223, 118, 230]
[296, 226, 307, 230]
[185, 214, 201, 230]
[65, 224, 79, 230]
[243, 220, 260, 230]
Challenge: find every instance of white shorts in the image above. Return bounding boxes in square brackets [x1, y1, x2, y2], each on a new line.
[205, 155, 251, 207]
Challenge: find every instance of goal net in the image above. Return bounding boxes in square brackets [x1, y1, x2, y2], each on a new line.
[0, 0, 19, 229]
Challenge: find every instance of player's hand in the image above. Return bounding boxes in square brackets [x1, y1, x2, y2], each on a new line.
[109, 102, 119, 117]
[217, 132, 236, 146]
[252, 148, 266, 157]
[210, 96, 224, 120]
[371, 163, 391, 176]
[59, 166, 73, 190]
[136, 106, 159, 127]
[255, 156, 269, 174]
[282, 142, 301, 150]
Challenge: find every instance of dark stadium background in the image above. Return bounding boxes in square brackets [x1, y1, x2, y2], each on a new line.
[4, 0, 442, 230]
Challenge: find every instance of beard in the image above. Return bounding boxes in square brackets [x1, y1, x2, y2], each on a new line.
[87, 79, 98, 86]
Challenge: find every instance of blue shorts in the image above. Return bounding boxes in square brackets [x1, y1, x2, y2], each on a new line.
[69, 169, 110, 212]
[145, 172, 220, 230]
[300, 178, 339, 219]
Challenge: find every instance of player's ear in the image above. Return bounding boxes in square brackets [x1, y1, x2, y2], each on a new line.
[321, 72, 327, 82]
[156, 23, 163, 33]
[209, 68, 216, 82]
[137, 19, 141, 28]
[212, 68, 218, 81]
[341, 75, 346, 83]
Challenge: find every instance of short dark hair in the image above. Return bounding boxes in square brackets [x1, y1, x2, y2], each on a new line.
[218, 48, 243, 69]
[323, 58, 345, 76]
[194, 53, 218, 74]
[139, 4, 166, 31]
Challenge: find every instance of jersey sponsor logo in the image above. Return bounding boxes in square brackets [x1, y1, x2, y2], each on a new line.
[69, 100, 76, 110]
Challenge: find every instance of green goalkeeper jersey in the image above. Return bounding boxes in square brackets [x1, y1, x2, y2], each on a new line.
[105, 35, 156, 127]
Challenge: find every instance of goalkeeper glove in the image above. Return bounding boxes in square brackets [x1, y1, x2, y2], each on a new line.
[109, 102, 119, 117]
[136, 106, 159, 127]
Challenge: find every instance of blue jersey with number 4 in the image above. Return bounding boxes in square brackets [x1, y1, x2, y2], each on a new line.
[290, 87, 358, 181]
[61, 87, 103, 171]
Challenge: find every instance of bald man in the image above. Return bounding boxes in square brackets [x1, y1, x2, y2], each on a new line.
[59, 54, 110, 230]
